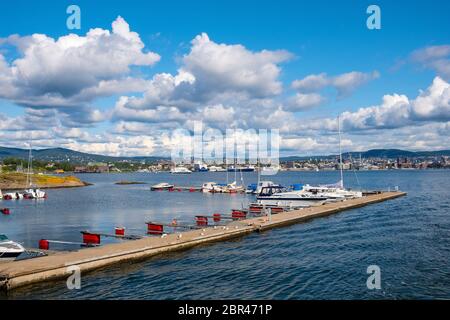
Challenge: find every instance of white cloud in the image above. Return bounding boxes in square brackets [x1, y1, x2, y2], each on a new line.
[286, 93, 325, 111]
[297, 76, 450, 132]
[182, 33, 292, 98]
[291, 71, 379, 97]
[0, 16, 160, 127]
[112, 32, 293, 130]
[410, 45, 450, 79]
[410, 76, 450, 120]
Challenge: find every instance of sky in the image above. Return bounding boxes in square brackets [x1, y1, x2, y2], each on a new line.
[0, 0, 449, 157]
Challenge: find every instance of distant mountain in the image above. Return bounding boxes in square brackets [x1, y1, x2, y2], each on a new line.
[1, 146, 449, 164]
[281, 149, 450, 161]
[0, 146, 167, 163]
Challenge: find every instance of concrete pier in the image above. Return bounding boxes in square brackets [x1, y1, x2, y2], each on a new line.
[0, 191, 406, 292]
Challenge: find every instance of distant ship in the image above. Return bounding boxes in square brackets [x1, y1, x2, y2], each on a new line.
[227, 165, 255, 172]
[170, 167, 192, 174]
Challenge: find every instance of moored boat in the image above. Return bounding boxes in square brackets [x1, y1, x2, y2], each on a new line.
[0, 234, 25, 261]
[170, 167, 192, 174]
[151, 182, 175, 191]
[256, 186, 328, 207]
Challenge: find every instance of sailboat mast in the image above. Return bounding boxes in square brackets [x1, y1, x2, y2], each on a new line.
[257, 157, 260, 185]
[338, 116, 344, 188]
[27, 141, 33, 187]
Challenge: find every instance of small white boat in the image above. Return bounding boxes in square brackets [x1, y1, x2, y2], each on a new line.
[151, 182, 174, 191]
[0, 234, 25, 261]
[208, 166, 226, 172]
[224, 181, 245, 193]
[2, 192, 24, 200]
[170, 167, 192, 174]
[24, 188, 47, 199]
[202, 182, 219, 193]
[211, 166, 227, 172]
[256, 186, 328, 207]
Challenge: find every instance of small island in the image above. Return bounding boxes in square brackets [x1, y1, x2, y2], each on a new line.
[0, 173, 89, 190]
[115, 181, 147, 185]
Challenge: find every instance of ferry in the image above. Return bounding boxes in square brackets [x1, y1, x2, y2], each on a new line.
[170, 167, 192, 174]
[227, 165, 255, 172]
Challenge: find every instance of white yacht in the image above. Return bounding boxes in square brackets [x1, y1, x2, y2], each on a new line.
[202, 182, 221, 193]
[0, 234, 25, 261]
[245, 181, 281, 194]
[300, 117, 363, 201]
[151, 182, 174, 191]
[170, 167, 192, 174]
[256, 186, 328, 207]
[302, 182, 362, 200]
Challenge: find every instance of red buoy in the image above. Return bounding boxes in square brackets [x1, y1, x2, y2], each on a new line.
[81, 232, 101, 245]
[147, 223, 164, 235]
[213, 213, 221, 222]
[1, 208, 10, 215]
[231, 210, 246, 219]
[195, 215, 208, 226]
[39, 239, 50, 250]
[115, 227, 125, 236]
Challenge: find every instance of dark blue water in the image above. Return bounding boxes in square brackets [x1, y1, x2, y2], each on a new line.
[1, 170, 449, 299]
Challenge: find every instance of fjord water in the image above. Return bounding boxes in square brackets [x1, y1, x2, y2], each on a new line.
[1, 170, 449, 299]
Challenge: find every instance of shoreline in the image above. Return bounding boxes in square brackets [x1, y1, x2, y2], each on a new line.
[0, 173, 90, 191]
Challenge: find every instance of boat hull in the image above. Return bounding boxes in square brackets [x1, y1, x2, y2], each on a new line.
[256, 197, 326, 207]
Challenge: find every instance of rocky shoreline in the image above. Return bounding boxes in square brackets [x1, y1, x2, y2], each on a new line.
[0, 173, 89, 191]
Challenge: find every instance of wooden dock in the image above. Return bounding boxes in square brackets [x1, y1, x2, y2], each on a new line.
[0, 191, 406, 292]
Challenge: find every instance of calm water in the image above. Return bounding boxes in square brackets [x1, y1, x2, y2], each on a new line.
[1, 170, 449, 299]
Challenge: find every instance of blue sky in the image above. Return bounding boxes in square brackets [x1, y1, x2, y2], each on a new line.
[0, 1, 449, 156]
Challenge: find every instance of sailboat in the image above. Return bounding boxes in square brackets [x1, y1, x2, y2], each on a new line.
[303, 116, 362, 199]
[23, 143, 47, 199]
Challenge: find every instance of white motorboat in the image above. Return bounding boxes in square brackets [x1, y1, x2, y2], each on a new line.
[260, 166, 281, 175]
[170, 167, 192, 174]
[202, 182, 220, 193]
[2, 192, 24, 200]
[297, 117, 362, 201]
[245, 181, 281, 194]
[256, 186, 328, 207]
[302, 182, 362, 200]
[193, 162, 209, 172]
[151, 182, 174, 191]
[0, 234, 25, 261]
[24, 188, 47, 199]
[208, 166, 226, 172]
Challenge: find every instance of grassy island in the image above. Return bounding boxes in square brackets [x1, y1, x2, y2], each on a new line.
[0, 173, 89, 190]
